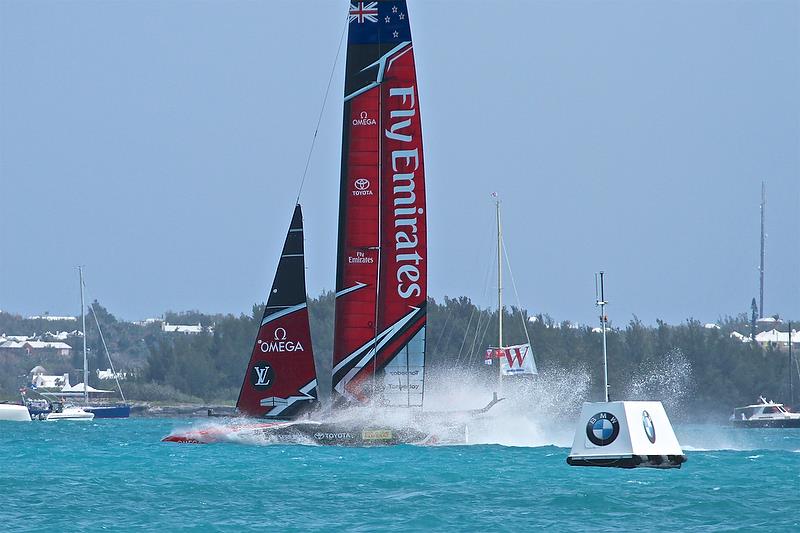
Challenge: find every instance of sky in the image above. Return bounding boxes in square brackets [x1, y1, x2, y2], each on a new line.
[1, 0, 798, 326]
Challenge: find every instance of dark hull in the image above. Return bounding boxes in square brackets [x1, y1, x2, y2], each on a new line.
[84, 405, 131, 419]
[567, 454, 687, 469]
[732, 418, 800, 428]
[163, 419, 465, 446]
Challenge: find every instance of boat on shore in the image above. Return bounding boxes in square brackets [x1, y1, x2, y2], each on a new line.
[44, 400, 94, 421]
[731, 396, 800, 428]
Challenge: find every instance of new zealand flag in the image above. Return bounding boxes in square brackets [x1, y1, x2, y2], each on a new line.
[348, 1, 412, 45]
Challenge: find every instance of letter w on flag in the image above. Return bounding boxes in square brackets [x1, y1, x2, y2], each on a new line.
[493, 344, 538, 376]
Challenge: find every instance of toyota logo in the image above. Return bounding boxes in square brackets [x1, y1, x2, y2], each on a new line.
[354, 178, 370, 191]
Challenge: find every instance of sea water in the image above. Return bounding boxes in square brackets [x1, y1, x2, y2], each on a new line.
[1, 419, 799, 532]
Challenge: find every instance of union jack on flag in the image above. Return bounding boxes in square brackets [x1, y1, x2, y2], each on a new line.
[350, 2, 379, 24]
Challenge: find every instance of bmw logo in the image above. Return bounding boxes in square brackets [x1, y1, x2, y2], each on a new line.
[642, 410, 656, 443]
[586, 412, 620, 446]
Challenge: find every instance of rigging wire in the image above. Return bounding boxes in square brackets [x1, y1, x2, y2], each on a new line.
[454, 302, 478, 368]
[453, 258, 493, 368]
[294, 14, 349, 205]
[502, 235, 533, 347]
[464, 239, 501, 369]
[453, 224, 495, 369]
[431, 300, 453, 357]
[88, 303, 126, 403]
[466, 305, 494, 369]
[82, 278, 127, 402]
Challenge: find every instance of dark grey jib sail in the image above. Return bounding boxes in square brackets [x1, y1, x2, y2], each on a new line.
[237, 204, 318, 418]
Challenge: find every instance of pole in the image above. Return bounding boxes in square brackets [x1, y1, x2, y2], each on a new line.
[596, 272, 609, 402]
[497, 198, 503, 349]
[759, 181, 765, 318]
[496, 197, 503, 384]
[79, 266, 88, 404]
[789, 321, 793, 406]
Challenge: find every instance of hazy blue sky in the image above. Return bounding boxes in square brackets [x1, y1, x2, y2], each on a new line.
[1, 0, 798, 326]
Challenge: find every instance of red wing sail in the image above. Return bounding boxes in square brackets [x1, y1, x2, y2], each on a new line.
[333, 1, 427, 407]
[237, 204, 318, 418]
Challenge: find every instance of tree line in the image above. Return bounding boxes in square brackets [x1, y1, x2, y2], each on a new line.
[1, 296, 797, 419]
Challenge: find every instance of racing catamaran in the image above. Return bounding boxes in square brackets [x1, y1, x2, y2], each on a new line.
[163, 1, 499, 445]
[165, 204, 451, 445]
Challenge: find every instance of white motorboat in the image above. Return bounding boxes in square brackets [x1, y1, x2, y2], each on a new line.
[731, 396, 800, 428]
[45, 401, 94, 421]
[0, 403, 32, 422]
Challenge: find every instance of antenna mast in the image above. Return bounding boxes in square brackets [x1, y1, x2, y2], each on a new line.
[759, 181, 765, 318]
[596, 272, 609, 402]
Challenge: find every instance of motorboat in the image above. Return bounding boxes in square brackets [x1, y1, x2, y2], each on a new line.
[45, 401, 94, 421]
[731, 396, 800, 428]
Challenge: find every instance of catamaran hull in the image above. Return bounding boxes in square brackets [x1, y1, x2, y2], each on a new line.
[163, 420, 465, 446]
[0, 404, 32, 422]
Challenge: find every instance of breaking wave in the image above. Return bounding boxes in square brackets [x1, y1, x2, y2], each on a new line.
[619, 348, 694, 418]
[166, 350, 701, 449]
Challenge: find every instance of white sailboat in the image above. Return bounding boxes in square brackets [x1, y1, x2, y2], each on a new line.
[38, 267, 96, 421]
[483, 195, 538, 380]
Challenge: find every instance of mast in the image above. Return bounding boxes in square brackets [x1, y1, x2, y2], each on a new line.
[496, 196, 503, 349]
[759, 181, 765, 318]
[79, 266, 88, 404]
[790, 321, 794, 407]
[596, 272, 609, 402]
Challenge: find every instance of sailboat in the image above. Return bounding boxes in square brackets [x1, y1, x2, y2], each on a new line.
[482, 196, 537, 380]
[236, 204, 319, 420]
[163, 0, 499, 445]
[76, 268, 131, 418]
[165, 205, 450, 445]
[26, 268, 130, 420]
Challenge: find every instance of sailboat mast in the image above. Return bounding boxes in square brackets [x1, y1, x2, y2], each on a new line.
[759, 181, 765, 318]
[790, 321, 794, 407]
[79, 266, 88, 404]
[496, 197, 503, 349]
[596, 272, 609, 402]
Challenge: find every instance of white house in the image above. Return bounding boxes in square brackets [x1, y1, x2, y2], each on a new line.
[29, 366, 71, 389]
[97, 368, 127, 381]
[162, 322, 207, 334]
[754, 329, 800, 350]
[730, 331, 753, 343]
[22, 341, 73, 356]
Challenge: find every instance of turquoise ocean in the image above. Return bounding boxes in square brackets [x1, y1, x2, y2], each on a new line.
[2, 419, 799, 532]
